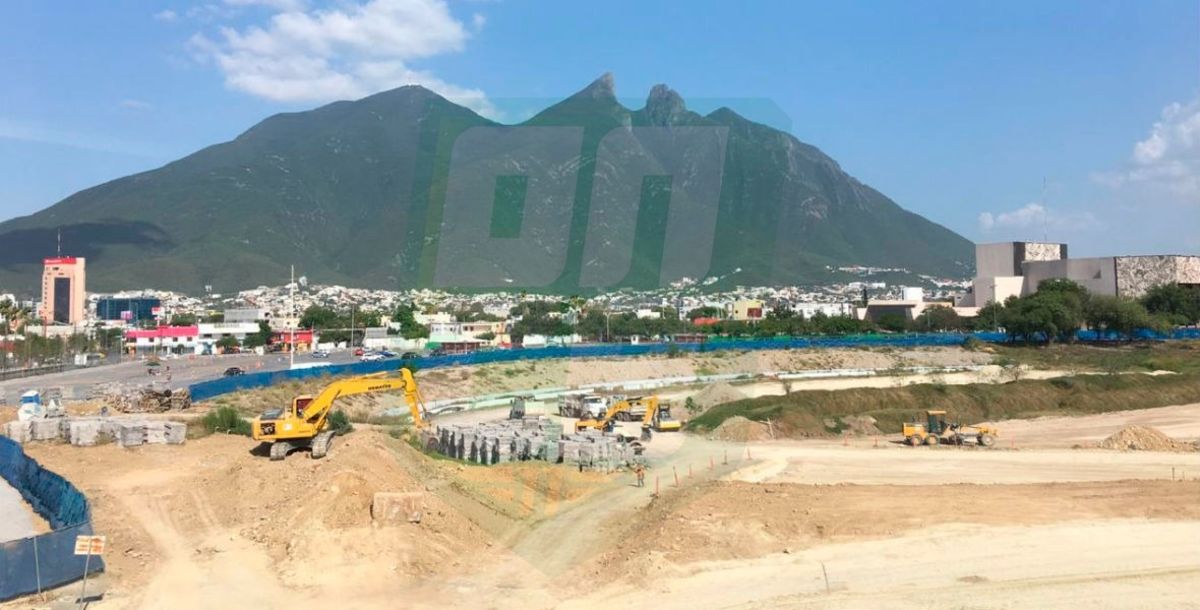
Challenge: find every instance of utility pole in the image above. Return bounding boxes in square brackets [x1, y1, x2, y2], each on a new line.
[350, 304, 356, 350]
[289, 265, 295, 370]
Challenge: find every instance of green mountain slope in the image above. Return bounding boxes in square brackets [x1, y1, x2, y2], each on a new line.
[0, 74, 971, 294]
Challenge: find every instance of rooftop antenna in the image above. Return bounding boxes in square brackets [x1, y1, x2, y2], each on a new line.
[1040, 177, 1048, 243]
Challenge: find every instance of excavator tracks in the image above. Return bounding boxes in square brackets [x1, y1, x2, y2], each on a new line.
[310, 431, 335, 459]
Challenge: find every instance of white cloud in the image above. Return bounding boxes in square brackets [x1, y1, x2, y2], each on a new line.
[189, 0, 495, 117]
[978, 202, 1099, 233]
[1095, 97, 1200, 199]
[154, 9, 179, 22]
[119, 99, 154, 111]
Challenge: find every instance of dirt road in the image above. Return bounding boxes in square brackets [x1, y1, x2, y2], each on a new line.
[982, 402, 1200, 448]
[0, 480, 38, 543]
[568, 519, 1200, 610]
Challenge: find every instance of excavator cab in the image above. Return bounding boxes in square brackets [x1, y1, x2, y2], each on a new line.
[294, 396, 314, 419]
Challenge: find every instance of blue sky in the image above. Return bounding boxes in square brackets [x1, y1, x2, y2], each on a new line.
[2, 0, 1198, 255]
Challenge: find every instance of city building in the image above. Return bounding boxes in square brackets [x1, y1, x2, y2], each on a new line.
[125, 326, 199, 353]
[962, 242, 1200, 305]
[728, 300, 764, 322]
[39, 257, 86, 325]
[271, 329, 314, 352]
[198, 322, 262, 352]
[96, 297, 161, 322]
[223, 307, 270, 323]
[792, 302, 855, 318]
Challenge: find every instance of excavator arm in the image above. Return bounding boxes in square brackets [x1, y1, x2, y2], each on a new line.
[253, 366, 428, 460]
[639, 397, 660, 429]
[576, 398, 635, 432]
[297, 367, 428, 430]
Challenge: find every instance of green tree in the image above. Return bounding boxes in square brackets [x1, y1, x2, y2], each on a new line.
[913, 306, 961, 332]
[242, 321, 274, 348]
[686, 306, 722, 320]
[215, 335, 240, 352]
[299, 305, 339, 330]
[877, 313, 908, 333]
[169, 313, 197, 326]
[1141, 282, 1200, 325]
[974, 301, 1004, 331]
[766, 304, 794, 320]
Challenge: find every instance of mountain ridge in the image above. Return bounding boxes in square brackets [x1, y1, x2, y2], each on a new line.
[0, 74, 972, 295]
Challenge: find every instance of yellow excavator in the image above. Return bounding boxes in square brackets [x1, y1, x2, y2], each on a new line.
[639, 397, 681, 439]
[575, 396, 682, 438]
[251, 367, 428, 461]
[902, 409, 997, 447]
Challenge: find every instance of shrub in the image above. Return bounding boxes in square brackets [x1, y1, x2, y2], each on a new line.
[962, 336, 984, 351]
[202, 406, 252, 436]
[327, 409, 355, 435]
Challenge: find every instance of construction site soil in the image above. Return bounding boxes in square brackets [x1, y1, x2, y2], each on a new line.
[8, 404, 1200, 609]
[5, 344, 1200, 609]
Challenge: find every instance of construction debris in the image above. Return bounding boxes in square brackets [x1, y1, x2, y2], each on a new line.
[708, 416, 772, 442]
[1099, 426, 1197, 452]
[372, 492, 424, 525]
[91, 383, 192, 414]
[3, 416, 187, 448]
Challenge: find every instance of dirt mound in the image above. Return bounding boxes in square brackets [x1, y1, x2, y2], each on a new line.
[833, 415, 882, 436]
[1099, 426, 1196, 452]
[691, 382, 748, 408]
[709, 416, 773, 442]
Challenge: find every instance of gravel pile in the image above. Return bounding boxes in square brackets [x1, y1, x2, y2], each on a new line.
[709, 416, 772, 442]
[1099, 426, 1196, 452]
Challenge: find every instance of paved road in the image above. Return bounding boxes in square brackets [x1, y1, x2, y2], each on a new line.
[0, 479, 37, 542]
[0, 351, 361, 400]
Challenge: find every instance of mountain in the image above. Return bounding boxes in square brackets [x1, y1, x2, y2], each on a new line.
[0, 74, 972, 295]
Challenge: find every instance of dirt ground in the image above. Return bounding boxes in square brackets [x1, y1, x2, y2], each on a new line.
[5, 400, 1199, 609]
[6, 350, 1200, 609]
[981, 402, 1200, 448]
[273, 346, 994, 418]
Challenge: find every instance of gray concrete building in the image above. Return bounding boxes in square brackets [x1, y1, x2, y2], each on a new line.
[963, 242, 1200, 306]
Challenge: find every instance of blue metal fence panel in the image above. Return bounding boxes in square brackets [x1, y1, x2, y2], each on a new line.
[186, 328, 1199, 403]
[0, 437, 103, 601]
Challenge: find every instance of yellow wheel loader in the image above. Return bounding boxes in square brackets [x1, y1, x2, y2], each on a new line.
[902, 410, 997, 448]
[251, 367, 428, 461]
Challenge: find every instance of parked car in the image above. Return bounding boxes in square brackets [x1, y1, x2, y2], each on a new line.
[400, 352, 419, 360]
[360, 353, 386, 362]
[223, 367, 245, 377]
[379, 350, 397, 358]
[353, 348, 364, 357]
[311, 350, 330, 359]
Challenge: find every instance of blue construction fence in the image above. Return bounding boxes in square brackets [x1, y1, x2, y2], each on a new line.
[186, 328, 1200, 403]
[0, 436, 103, 601]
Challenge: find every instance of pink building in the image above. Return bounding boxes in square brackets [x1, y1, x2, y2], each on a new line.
[125, 326, 199, 353]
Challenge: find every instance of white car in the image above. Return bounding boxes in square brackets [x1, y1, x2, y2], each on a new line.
[359, 352, 386, 362]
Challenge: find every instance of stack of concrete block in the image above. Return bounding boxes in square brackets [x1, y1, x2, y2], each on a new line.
[67, 419, 104, 446]
[30, 418, 62, 441]
[163, 421, 187, 444]
[557, 431, 635, 470]
[106, 419, 187, 448]
[4, 420, 32, 444]
[2, 416, 187, 447]
[430, 417, 564, 465]
[112, 421, 146, 447]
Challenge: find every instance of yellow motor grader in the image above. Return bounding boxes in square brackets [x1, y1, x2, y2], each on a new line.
[902, 410, 997, 447]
